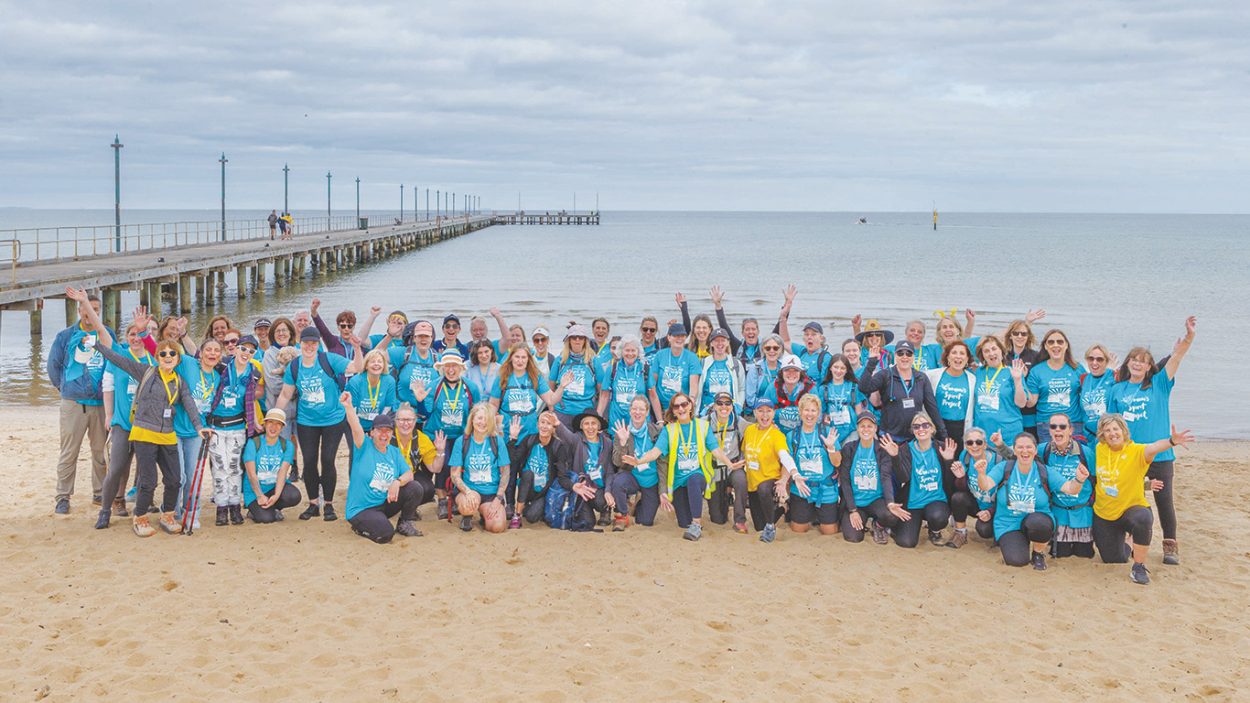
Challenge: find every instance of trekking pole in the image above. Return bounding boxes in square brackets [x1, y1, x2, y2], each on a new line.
[182, 440, 212, 535]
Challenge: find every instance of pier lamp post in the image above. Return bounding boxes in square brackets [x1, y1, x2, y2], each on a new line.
[219, 152, 228, 242]
[400, 184, 405, 222]
[283, 163, 289, 213]
[356, 177, 361, 221]
[326, 171, 332, 221]
[111, 135, 123, 252]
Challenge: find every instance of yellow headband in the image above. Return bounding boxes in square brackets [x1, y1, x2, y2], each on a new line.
[933, 308, 958, 320]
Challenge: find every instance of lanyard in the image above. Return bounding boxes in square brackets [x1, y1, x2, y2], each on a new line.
[128, 349, 153, 367]
[799, 429, 820, 456]
[982, 366, 1004, 393]
[198, 367, 215, 399]
[714, 418, 732, 448]
[678, 422, 696, 457]
[162, 372, 179, 406]
[397, 436, 413, 469]
[898, 373, 914, 397]
[443, 381, 464, 412]
[367, 375, 381, 408]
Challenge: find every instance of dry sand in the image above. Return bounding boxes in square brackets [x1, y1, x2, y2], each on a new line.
[0, 406, 1246, 702]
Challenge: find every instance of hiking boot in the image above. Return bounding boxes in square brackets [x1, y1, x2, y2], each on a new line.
[132, 515, 155, 538]
[509, 514, 522, 530]
[94, 509, 111, 530]
[1130, 562, 1151, 585]
[229, 505, 244, 525]
[437, 498, 449, 520]
[413, 508, 422, 521]
[944, 529, 968, 549]
[597, 511, 612, 527]
[92, 494, 103, 506]
[459, 515, 474, 532]
[54, 498, 70, 515]
[612, 515, 627, 532]
[1031, 551, 1047, 571]
[1162, 538, 1180, 566]
[733, 521, 748, 535]
[928, 529, 944, 546]
[298, 504, 320, 520]
[215, 507, 229, 526]
[273, 509, 285, 522]
[322, 504, 338, 522]
[112, 498, 129, 518]
[395, 520, 421, 537]
[760, 523, 776, 544]
[683, 523, 703, 541]
[870, 520, 889, 545]
[159, 512, 182, 535]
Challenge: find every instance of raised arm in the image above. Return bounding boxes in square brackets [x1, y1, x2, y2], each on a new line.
[777, 284, 796, 347]
[489, 307, 510, 339]
[339, 391, 365, 448]
[65, 287, 112, 348]
[356, 306, 382, 349]
[1164, 316, 1196, 381]
[710, 286, 742, 350]
[1144, 425, 1193, 463]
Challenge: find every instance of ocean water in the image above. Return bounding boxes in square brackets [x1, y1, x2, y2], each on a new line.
[1, 210, 1245, 438]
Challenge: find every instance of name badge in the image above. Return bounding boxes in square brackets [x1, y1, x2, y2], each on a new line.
[163, 408, 173, 418]
[902, 398, 915, 409]
[855, 474, 876, 490]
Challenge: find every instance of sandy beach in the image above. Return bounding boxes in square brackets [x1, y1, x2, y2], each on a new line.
[0, 405, 1246, 702]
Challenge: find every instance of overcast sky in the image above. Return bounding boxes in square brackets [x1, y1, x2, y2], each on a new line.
[1, 1, 1246, 212]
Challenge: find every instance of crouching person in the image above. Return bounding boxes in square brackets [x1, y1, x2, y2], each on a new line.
[340, 392, 422, 543]
[242, 408, 303, 523]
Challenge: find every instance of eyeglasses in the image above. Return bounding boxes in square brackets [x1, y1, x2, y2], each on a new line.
[239, 346, 256, 354]
[396, 417, 417, 423]
[641, 327, 657, 333]
[157, 351, 179, 358]
[762, 345, 781, 352]
[912, 422, 932, 430]
[1049, 423, 1069, 430]
[714, 400, 733, 407]
[223, 338, 240, 346]
[965, 438, 985, 446]
[671, 401, 691, 410]
[1086, 355, 1106, 362]
[1010, 331, 1029, 338]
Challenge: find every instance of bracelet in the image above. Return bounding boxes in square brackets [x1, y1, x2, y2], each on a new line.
[1168, 438, 1176, 447]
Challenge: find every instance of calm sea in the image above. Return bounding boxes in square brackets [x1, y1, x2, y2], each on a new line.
[1, 210, 1245, 438]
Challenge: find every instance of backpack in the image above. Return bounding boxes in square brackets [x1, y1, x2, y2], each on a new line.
[544, 482, 576, 529]
[1041, 441, 1095, 508]
[290, 352, 345, 394]
[608, 358, 649, 399]
[989, 460, 1051, 517]
[250, 435, 290, 458]
[457, 433, 500, 469]
[434, 379, 475, 413]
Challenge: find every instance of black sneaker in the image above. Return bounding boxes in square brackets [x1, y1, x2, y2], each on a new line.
[870, 520, 889, 545]
[298, 504, 320, 520]
[215, 507, 229, 526]
[92, 494, 103, 506]
[94, 510, 111, 530]
[597, 511, 612, 527]
[396, 520, 421, 537]
[437, 498, 449, 520]
[54, 498, 70, 515]
[1130, 563, 1151, 585]
[273, 510, 285, 522]
[322, 504, 338, 522]
[459, 515, 473, 532]
[928, 529, 944, 546]
[229, 505, 244, 525]
[1031, 550, 1047, 571]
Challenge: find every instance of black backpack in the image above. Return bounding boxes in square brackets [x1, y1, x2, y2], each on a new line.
[1041, 441, 1095, 509]
[989, 460, 1051, 517]
[289, 352, 345, 394]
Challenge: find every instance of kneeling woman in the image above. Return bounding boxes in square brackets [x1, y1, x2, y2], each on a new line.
[507, 411, 569, 527]
[391, 403, 444, 519]
[836, 412, 904, 544]
[242, 408, 303, 523]
[622, 392, 736, 541]
[555, 410, 615, 528]
[609, 397, 663, 529]
[450, 403, 511, 533]
[70, 287, 212, 537]
[342, 398, 423, 542]
[886, 412, 956, 548]
[1090, 413, 1193, 585]
[977, 432, 1062, 570]
[945, 427, 999, 548]
[784, 394, 841, 537]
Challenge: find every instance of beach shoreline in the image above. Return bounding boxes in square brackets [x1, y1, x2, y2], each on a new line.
[1, 405, 1247, 701]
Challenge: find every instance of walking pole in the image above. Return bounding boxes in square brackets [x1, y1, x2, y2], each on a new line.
[182, 440, 212, 535]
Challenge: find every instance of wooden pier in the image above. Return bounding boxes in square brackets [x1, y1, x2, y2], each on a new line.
[0, 215, 496, 334]
[498, 212, 600, 226]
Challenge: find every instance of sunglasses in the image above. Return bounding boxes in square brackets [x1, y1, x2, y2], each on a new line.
[239, 346, 256, 354]
[671, 401, 691, 410]
[641, 327, 657, 333]
[762, 345, 781, 352]
[714, 400, 733, 407]
[1086, 355, 1106, 362]
[444, 323, 460, 330]
[223, 338, 240, 346]
[1049, 423, 1070, 430]
[157, 351, 179, 358]
[1045, 339, 1066, 346]
[338, 322, 353, 329]
[896, 351, 914, 357]
[912, 422, 932, 430]
[1010, 331, 1029, 337]
[964, 438, 984, 446]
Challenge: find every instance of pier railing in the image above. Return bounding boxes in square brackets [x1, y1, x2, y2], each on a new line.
[0, 215, 364, 264]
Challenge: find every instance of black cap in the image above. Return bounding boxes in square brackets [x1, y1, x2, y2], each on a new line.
[299, 327, 320, 342]
[238, 335, 259, 349]
[371, 413, 395, 430]
[856, 411, 879, 425]
[895, 340, 916, 355]
[442, 314, 460, 326]
[803, 321, 824, 334]
[667, 322, 688, 337]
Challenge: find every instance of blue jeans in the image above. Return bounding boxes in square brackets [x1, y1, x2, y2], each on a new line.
[174, 434, 204, 519]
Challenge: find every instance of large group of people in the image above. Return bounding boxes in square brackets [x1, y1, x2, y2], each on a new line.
[49, 284, 1197, 585]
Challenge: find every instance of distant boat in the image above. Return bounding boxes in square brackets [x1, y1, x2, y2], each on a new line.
[857, 216, 868, 225]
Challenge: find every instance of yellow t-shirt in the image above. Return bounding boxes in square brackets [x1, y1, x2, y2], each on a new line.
[128, 369, 181, 445]
[742, 423, 789, 491]
[395, 431, 436, 471]
[1093, 441, 1149, 521]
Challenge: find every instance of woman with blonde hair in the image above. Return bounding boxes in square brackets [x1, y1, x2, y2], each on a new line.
[492, 343, 562, 445]
[548, 325, 598, 428]
[1004, 317, 1043, 438]
[1078, 342, 1117, 440]
[449, 402, 510, 533]
[346, 348, 398, 432]
[1090, 413, 1193, 584]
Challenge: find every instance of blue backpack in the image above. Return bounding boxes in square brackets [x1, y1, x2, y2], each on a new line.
[544, 483, 576, 529]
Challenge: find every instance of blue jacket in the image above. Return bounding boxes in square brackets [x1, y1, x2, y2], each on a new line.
[48, 324, 116, 405]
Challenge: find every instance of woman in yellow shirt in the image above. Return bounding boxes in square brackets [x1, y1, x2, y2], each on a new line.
[740, 398, 797, 543]
[1090, 413, 1193, 585]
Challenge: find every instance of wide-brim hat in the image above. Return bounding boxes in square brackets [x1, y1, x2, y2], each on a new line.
[855, 319, 895, 344]
[572, 410, 606, 431]
[434, 350, 466, 370]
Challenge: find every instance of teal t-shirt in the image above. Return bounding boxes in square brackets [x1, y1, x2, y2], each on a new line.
[282, 353, 350, 427]
[242, 436, 296, 506]
[344, 441, 411, 520]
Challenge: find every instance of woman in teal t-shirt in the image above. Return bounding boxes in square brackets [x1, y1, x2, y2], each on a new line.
[450, 403, 511, 534]
[242, 408, 303, 523]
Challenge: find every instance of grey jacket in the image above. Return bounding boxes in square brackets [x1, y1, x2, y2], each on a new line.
[97, 344, 204, 437]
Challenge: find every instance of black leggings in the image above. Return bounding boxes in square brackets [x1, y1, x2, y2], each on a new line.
[1093, 506, 1153, 563]
[1147, 460, 1176, 540]
[296, 421, 346, 504]
[707, 468, 748, 525]
[514, 471, 548, 523]
[893, 500, 951, 548]
[998, 512, 1054, 567]
[574, 485, 609, 525]
[950, 490, 994, 538]
[840, 498, 899, 543]
[348, 481, 423, 543]
[246, 483, 304, 523]
[747, 480, 779, 532]
[133, 441, 181, 515]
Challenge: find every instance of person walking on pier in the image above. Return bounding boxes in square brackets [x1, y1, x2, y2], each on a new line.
[48, 291, 114, 514]
[268, 210, 278, 240]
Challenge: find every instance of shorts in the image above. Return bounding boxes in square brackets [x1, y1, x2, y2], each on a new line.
[788, 495, 839, 525]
